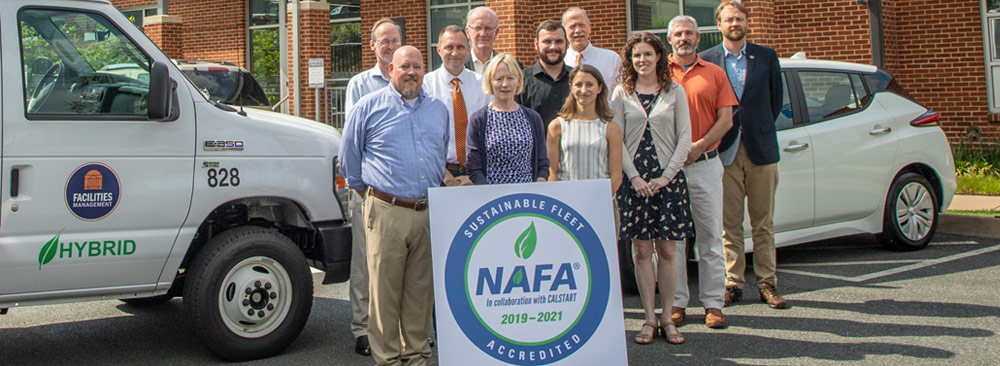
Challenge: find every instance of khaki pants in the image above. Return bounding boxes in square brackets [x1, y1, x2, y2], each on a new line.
[364, 194, 434, 366]
[722, 144, 779, 289]
[349, 190, 369, 338]
[675, 157, 726, 310]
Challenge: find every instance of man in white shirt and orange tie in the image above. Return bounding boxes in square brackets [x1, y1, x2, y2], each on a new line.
[562, 7, 621, 93]
[423, 25, 490, 185]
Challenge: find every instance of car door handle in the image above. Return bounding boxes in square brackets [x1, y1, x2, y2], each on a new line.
[869, 127, 892, 135]
[10, 168, 19, 197]
[783, 143, 809, 152]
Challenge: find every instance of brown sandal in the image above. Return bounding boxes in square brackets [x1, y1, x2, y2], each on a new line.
[661, 320, 685, 344]
[634, 320, 658, 344]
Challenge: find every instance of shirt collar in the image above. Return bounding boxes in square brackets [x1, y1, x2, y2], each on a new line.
[386, 84, 426, 105]
[370, 64, 390, 82]
[723, 42, 748, 59]
[668, 53, 707, 69]
[528, 62, 570, 80]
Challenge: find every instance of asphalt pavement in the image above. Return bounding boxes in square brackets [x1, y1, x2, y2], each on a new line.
[2, 231, 998, 365]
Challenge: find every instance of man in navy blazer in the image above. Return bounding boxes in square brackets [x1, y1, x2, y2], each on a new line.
[699, 0, 787, 310]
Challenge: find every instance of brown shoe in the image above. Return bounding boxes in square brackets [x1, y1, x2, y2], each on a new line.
[724, 284, 743, 306]
[705, 308, 726, 328]
[670, 307, 686, 325]
[759, 283, 788, 309]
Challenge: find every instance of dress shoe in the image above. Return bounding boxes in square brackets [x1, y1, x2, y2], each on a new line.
[705, 308, 726, 328]
[670, 306, 686, 325]
[428, 336, 435, 347]
[355, 335, 371, 356]
[724, 284, 743, 306]
[758, 283, 788, 309]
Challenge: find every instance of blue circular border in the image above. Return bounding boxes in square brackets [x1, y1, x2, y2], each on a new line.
[445, 193, 610, 365]
[64, 162, 121, 221]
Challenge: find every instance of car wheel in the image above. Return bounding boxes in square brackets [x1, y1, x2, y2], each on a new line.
[879, 172, 938, 251]
[618, 237, 638, 295]
[120, 294, 174, 306]
[184, 226, 312, 361]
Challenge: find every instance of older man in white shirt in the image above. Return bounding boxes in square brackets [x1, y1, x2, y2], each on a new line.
[562, 7, 621, 92]
[424, 25, 490, 185]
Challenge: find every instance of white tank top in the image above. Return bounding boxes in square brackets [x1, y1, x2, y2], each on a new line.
[557, 117, 609, 181]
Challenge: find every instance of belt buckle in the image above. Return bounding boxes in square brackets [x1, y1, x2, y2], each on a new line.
[414, 199, 428, 210]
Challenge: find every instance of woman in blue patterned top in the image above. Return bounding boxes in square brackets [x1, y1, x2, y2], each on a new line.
[467, 53, 549, 184]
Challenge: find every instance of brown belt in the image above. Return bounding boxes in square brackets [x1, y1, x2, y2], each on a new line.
[446, 163, 466, 174]
[367, 187, 428, 211]
[694, 149, 718, 162]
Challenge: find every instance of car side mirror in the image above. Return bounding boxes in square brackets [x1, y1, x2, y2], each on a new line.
[148, 61, 176, 121]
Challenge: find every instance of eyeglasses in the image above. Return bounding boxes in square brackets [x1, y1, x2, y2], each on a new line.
[467, 26, 497, 33]
[375, 39, 401, 46]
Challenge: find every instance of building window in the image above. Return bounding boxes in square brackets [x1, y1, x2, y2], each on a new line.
[249, 0, 281, 105]
[628, 0, 722, 52]
[983, 0, 1000, 112]
[120, 6, 157, 29]
[427, 0, 485, 69]
[330, 0, 362, 79]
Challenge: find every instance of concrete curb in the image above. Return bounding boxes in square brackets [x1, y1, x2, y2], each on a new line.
[938, 213, 1000, 239]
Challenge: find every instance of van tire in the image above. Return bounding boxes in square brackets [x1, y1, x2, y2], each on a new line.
[183, 226, 313, 361]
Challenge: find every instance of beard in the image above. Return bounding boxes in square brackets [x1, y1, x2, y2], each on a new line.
[538, 49, 566, 66]
[398, 76, 421, 99]
[724, 27, 747, 41]
[673, 41, 695, 56]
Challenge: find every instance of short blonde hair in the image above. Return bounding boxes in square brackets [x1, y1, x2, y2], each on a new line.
[481, 53, 524, 95]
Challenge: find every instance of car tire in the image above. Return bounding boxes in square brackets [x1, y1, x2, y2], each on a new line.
[878, 172, 938, 251]
[120, 294, 174, 306]
[618, 237, 639, 295]
[183, 226, 313, 361]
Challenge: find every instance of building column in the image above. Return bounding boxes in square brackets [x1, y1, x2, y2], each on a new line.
[287, 1, 332, 121]
[743, 0, 777, 48]
[143, 15, 184, 59]
[489, 0, 537, 67]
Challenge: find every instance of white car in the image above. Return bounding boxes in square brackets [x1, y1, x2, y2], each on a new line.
[618, 57, 956, 291]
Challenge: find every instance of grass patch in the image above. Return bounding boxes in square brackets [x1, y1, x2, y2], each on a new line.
[946, 209, 1000, 217]
[956, 174, 1000, 196]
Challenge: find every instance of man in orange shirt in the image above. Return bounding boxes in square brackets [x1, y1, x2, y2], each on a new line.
[666, 15, 738, 329]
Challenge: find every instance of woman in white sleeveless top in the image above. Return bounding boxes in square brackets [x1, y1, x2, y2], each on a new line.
[546, 64, 623, 193]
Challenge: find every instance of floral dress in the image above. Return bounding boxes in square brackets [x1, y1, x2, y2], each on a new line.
[617, 93, 694, 240]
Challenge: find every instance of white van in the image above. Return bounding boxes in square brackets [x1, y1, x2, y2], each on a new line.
[1, 0, 352, 361]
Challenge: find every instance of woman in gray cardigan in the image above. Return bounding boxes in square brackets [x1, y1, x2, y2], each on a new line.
[610, 32, 693, 345]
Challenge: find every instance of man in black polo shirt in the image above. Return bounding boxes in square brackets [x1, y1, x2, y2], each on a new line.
[517, 19, 571, 127]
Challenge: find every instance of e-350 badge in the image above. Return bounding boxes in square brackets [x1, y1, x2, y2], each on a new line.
[204, 140, 244, 151]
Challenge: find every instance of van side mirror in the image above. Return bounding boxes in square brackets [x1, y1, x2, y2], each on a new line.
[148, 61, 175, 121]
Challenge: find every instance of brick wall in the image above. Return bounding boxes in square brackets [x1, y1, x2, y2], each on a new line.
[143, 19, 184, 59]
[883, 0, 996, 144]
[286, 4, 333, 121]
[359, 0, 428, 69]
[769, 0, 871, 63]
[112, 0, 247, 67]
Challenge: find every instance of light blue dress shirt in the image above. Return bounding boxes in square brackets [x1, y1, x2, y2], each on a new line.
[339, 86, 450, 200]
[344, 65, 391, 116]
[724, 43, 748, 101]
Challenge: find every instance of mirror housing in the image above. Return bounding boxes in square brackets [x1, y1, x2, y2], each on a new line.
[148, 61, 175, 121]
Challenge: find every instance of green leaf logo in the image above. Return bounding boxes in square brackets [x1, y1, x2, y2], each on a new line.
[514, 222, 537, 260]
[38, 232, 62, 270]
[512, 267, 524, 285]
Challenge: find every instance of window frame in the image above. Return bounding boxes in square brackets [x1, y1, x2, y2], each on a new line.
[625, 0, 722, 49]
[981, 0, 1000, 113]
[119, 5, 157, 29]
[426, 0, 485, 69]
[329, 1, 362, 78]
[792, 69, 876, 125]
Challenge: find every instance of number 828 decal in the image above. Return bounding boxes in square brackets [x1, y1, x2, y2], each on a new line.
[207, 167, 240, 187]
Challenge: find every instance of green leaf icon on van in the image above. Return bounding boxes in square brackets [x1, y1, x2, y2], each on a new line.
[38, 232, 61, 270]
[514, 222, 537, 260]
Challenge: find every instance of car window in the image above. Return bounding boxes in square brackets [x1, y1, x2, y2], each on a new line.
[799, 71, 860, 123]
[850, 73, 871, 108]
[19, 8, 151, 118]
[775, 73, 794, 131]
[181, 69, 238, 102]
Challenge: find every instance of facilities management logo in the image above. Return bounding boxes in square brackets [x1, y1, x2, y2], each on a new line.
[444, 193, 610, 365]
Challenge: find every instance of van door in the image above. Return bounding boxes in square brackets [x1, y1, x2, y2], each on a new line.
[0, 6, 195, 301]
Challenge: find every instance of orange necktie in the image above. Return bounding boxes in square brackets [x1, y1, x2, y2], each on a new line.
[452, 78, 468, 166]
[576, 52, 582, 65]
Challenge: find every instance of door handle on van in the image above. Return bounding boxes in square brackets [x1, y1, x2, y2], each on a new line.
[783, 143, 809, 152]
[869, 127, 892, 135]
[10, 168, 19, 197]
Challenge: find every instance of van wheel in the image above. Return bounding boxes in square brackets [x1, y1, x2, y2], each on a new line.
[184, 226, 312, 361]
[120, 294, 173, 306]
[878, 172, 938, 251]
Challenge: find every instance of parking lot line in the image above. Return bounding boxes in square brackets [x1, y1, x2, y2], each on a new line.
[779, 242, 1000, 283]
